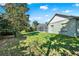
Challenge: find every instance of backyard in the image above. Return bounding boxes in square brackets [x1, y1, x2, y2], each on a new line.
[0, 3, 79, 56]
[0, 31, 79, 56]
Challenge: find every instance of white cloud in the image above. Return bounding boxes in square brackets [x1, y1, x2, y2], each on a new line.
[62, 10, 72, 13]
[38, 17, 41, 18]
[45, 15, 49, 17]
[0, 3, 6, 6]
[29, 16, 41, 21]
[27, 3, 32, 5]
[40, 5, 48, 10]
[35, 17, 41, 19]
[29, 18, 33, 20]
[74, 3, 79, 7]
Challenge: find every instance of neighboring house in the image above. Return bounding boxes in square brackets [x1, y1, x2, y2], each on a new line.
[37, 24, 48, 32]
[48, 13, 79, 37]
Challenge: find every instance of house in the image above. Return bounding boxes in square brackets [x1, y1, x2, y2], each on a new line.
[37, 24, 48, 32]
[48, 13, 79, 37]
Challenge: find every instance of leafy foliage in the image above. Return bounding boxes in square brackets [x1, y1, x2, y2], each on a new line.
[32, 20, 39, 31]
[0, 14, 14, 35]
[4, 3, 30, 32]
[0, 3, 30, 36]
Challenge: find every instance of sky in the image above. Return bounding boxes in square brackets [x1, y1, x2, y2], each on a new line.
[0, 3, 79, 23]
[27, 3, 79, 23]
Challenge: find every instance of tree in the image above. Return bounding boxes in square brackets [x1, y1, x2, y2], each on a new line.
[0, 14, 13, 35]
[45, 22, 48, 25]
[4, 3, 30, 36]
[32, 20, 39, 31]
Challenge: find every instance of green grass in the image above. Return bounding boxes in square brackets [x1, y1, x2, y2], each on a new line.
[0, 31, 79, 56]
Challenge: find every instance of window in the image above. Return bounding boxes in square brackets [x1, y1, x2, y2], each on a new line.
[62, 23, 67, 25]
[62, 28, 67, 31]
[61, 27, 67, 32]
[51, 25, 54, 27]
[62, 23, 67, 27]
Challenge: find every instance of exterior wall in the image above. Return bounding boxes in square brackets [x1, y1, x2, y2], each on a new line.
[48, 15, 76, 37]
[48, 20, 69, 34]
[60, 19, 76, 37]
[48, 15, 67, 33]
[50, 15, 67, 23]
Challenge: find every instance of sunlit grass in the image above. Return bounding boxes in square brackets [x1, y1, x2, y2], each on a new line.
[0, 31, 79, 56]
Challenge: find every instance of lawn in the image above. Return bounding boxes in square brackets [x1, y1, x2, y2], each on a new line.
[0, 31, 79, 56]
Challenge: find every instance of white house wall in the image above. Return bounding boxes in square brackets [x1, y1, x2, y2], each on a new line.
[48, 15, 68, 33]
[48, 15, 76, 37]
[50, 15, 67, 23]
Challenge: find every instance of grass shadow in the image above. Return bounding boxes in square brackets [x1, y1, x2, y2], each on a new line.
[26, 31, 40, 36]
[41, 34, 79, 56]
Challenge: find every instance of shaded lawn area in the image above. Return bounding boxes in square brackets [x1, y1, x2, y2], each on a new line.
[0, 31, 79, 56]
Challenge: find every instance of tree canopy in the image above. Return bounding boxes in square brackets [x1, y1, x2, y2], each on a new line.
[32, 20, 39, 31]
[5, 3, 30, 31]
[0, 3, 30, 36]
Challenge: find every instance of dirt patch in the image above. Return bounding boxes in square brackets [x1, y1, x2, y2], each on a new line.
[0, 35, 27, 48]
[0, 35, 15, 39]
[0, 35, 16, 48]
